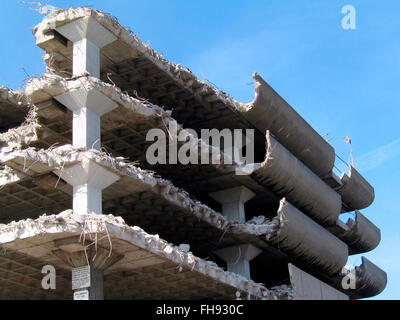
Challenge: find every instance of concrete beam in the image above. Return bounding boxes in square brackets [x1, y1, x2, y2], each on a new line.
[54, 158, 119, 214]
[55, 87, 117, 149]
[55, 16, 116, 78]
[214, 244, 261, 280]
[209, 186, 255, 223]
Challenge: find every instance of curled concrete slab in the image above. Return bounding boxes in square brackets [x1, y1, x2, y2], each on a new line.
[250, 132, 342, 226]
[266, 199, 348, 276]
[239, 73, 335, 178]
[334, 211, 381, 254]
[0, 211, 292, 300]
[354, 257, 387, 298]
[335, 257, 387, 299]
[337, 166, 375, 212]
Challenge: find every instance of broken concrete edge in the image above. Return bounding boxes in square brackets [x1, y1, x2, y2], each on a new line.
[0, 108, 40, 150]
[31, 8, 376, 213]
[4, 74, 370, 227]
[1, 140, 376, 274]
[0, 86, 30, 107]
[32, 8, 338, 174]
[2, 145, 371, 279]
[25, 73, 168, 118]
[0, 86, 39, 148]
[32, 7, 243, 110]
[0, 210, 294, 300]
[4, 73, 237, 168]
[0, 165, 27, 186]
[239, 73, 336, 178]
[338, 165, 375, 212]
[0, 145, 232, 229]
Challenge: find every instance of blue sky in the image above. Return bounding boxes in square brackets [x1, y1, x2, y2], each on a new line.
[0, 0, 399, 299]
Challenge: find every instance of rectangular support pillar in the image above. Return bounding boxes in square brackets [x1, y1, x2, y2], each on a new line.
[209, 186, 255, 223]
[72, 106, 101, 149]
[73, 184, 102, 214]
[214, 244, 261, 280]
[72, 265, 104, 300]
[73, 38, 100, 78]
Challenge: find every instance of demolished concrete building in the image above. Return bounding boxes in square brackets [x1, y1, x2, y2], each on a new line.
[0, 7, 386, 300]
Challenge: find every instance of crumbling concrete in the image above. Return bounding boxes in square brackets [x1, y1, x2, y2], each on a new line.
[0, 6, 386, 300]
[0, 87, 30, 133]
[1, 146, 347, 277]
[0, 211, 293, 300]
[2, 74, 373, 230]
[31, 8, 336, 180]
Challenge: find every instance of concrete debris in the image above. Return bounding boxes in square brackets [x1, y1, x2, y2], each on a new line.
[1, 145, 231, 228]
[2, 146, 345, 276]
[0, 165, 27, 186]
[0, 87, 37, 147]
[178, 244, 190, 253]
[0, 210, 293, 300]
[33, 7, 243, 109]
[0, 86, 29, 107]
[25, 73, 168, 118]
[246, 215, 267, 225]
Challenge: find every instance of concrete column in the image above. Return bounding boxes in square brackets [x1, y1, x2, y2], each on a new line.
[214, 244, 261, 280]
[55, 88, 117, 150]
[54, 158, 119, 214]
[209, 186, 255, 223]
[55, 16, 117, 78]
[53, 236, 123, 300]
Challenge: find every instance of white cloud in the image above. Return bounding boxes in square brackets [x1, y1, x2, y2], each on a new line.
[355, 137, 400, 173]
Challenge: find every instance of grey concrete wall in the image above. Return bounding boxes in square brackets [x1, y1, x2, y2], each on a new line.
[288, 263, 349, 300]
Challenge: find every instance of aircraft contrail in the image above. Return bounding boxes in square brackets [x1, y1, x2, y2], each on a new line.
[355, 137, 400, 173]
